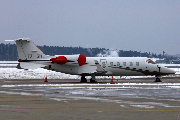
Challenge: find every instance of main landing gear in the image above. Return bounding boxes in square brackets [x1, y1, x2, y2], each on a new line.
[90, 74, 97, 83]
[90, 78, 97, 83]
[80, 76, 87, 83]
[154, 75, 162, 82]
[80, 74, 97, 83]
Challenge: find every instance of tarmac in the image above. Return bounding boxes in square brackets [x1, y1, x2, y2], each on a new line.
[0, 77, 180, 120]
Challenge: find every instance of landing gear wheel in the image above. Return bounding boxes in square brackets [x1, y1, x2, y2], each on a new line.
[154, 77, 162, 82]
[80, 76, 87, 83]
[90, 78, 97, 83]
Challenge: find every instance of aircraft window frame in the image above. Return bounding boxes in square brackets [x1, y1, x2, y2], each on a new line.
[123, 62, 126, 66]
[102, 62, 106, 68]
[117, 62, 120, 66]
[136, 62, 139, 66]
[110, 62, 113, 66]
[130, 62, 133, 66]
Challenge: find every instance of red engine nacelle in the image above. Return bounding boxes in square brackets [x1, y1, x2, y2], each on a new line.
[50, 54, 86, 66]
[50, 56, 67, 64]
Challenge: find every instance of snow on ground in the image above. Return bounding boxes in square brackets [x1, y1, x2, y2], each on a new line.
[0, 61, 178, 79]
[0, 68, 157, 79]
[0, 68, 80, 79]
[0, 61, 155, 79]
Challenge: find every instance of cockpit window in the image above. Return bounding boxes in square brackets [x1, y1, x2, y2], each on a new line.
[146, 59, 156, 64]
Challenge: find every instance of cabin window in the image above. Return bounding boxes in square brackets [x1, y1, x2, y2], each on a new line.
[130, 62, 133, 66]
[117, 62, 120, 66]
[123, 62, 126, 66]
[110, 62, 113, 66]
[102, 62, 106, 68]
[136, 62, 139, 66]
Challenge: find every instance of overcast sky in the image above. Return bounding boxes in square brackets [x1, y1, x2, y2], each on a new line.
[0, 0, 180, 55]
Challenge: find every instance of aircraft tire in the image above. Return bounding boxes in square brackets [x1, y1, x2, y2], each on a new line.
[80, 76, 87, 83]
[154, 78, 162, 82]
[90, 78, 97, 83]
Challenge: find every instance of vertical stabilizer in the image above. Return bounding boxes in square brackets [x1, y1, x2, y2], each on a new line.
[15, 38, 47, 60]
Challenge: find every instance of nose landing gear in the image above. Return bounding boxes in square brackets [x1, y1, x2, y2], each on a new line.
[154, 65, 162, 82]
[80, 74, 97, 83]
[154, 75, 162, 82]
[90, 74, 97, 83]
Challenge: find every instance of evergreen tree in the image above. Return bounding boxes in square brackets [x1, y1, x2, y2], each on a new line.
[0, 43, 177, 61]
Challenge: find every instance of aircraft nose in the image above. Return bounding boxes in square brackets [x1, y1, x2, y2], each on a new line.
[163, 67, 176, 75]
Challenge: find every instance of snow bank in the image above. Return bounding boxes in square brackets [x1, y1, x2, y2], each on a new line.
[0, 68, 80, 79]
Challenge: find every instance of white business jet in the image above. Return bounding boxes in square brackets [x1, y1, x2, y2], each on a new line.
[13, 38, 175, 82]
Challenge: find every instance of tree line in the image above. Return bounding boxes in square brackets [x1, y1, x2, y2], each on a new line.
[0, 43, 175, 61]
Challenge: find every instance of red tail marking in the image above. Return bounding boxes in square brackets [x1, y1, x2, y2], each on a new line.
[18, 59, 22, 62]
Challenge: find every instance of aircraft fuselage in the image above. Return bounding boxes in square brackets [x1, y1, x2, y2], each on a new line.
[47, 56, 173, 76]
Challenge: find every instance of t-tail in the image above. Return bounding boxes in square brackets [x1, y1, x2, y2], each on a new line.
[15, 38, 48, 61]
[15, 38, 86, 69]
[15, 38, 52, 69]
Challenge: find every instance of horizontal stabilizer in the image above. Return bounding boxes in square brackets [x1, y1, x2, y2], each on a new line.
[17, 62, 47, 69]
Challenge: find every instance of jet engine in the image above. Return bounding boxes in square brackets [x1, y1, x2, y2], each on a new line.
[50, 54, 86, 66]
[50, 56, 67, 64]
